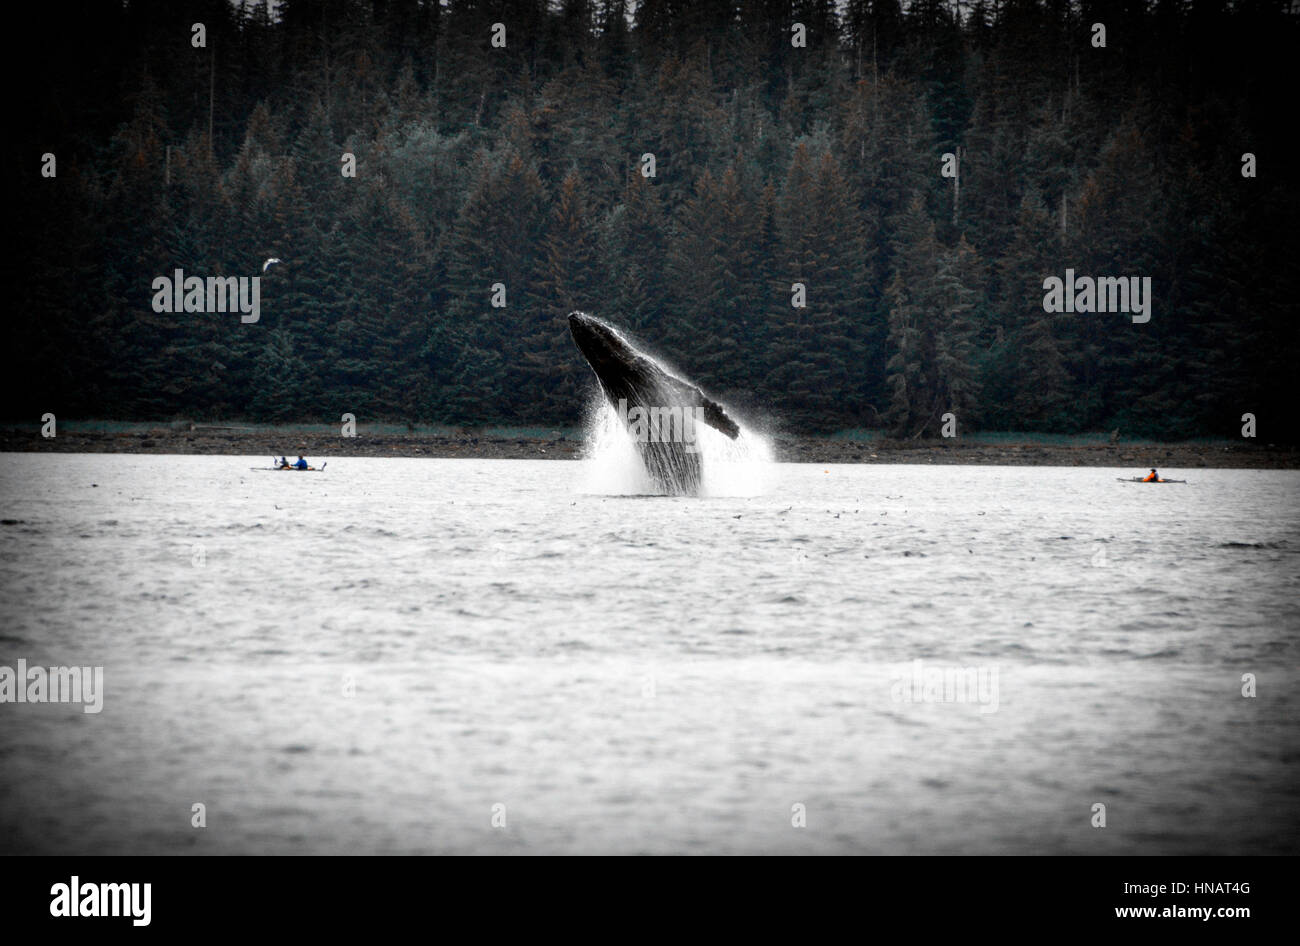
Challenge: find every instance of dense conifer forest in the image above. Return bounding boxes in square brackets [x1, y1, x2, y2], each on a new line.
[9, 0, 1298, 439]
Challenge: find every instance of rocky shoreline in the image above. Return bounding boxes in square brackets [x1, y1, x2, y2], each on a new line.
[2, 425, 1296, 468]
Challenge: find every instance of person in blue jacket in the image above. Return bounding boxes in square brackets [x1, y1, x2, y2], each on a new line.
[294, 455, 309, 470]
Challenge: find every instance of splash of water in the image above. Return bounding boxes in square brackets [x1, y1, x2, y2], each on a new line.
[579, 395, 774, 498]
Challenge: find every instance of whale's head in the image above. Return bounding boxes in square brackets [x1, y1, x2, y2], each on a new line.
[568, 311, 634, 376]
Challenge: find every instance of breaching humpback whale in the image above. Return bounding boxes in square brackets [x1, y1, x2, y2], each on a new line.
[568, 311, 740, 495]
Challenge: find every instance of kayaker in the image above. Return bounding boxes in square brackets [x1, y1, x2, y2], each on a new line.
[294, 455, 309, 470]
[278, 456, 290, 469]
[1143, 469, 1160, 482]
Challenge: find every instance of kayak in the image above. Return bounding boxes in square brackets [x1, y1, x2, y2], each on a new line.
[251, 462, 327, 472]
[1116, 477, 1186, 483]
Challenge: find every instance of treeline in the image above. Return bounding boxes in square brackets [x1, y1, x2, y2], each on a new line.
[8, 0, 1299, 439]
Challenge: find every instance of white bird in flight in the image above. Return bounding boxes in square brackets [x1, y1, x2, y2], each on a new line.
[262, 258, 282, 272]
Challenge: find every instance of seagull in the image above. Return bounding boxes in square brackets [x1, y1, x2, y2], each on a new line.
[262, 258, 282, 272]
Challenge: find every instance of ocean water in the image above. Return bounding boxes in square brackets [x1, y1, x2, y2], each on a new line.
[0, 452, 1297, 854]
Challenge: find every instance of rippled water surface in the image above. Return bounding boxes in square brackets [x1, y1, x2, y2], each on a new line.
[1, 454, 1297, 854]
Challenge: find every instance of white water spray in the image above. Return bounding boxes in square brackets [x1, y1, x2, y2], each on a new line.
[579, 394, 774, 497]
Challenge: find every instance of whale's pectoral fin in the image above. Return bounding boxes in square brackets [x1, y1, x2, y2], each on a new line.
[661, 375, 740, 439]
[700, 396, 740, 439]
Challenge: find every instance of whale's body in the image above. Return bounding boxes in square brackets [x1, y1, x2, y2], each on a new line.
[568, 312, 739, 495]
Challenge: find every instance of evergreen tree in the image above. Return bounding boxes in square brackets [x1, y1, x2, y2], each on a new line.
[884, 195, 981, 437]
